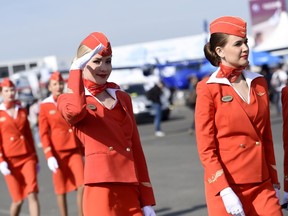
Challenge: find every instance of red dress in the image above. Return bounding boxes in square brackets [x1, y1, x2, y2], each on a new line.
[195, 70, 282, 215]
[57, 69, 155, 215]
[0, 103, 38, 201]
[38, 95, 84, 194]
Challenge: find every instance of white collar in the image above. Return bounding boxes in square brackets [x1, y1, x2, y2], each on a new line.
[84, 87, 120, 99]
[206, 68, 263, 86]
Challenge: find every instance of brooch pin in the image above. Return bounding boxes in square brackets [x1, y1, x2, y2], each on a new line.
[256, 92, 266, 96]
[221, 95, 233, 102]
[87, 104, 97, 110]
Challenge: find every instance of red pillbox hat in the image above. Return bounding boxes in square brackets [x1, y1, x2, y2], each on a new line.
[1, 78, 15, 88]
[210, 16, 246, 38]
[80, 32, 112, 56]
[50, 71, 64, 82]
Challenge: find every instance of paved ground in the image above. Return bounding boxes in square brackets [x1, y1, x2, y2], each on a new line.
[0, 104, 288, 215]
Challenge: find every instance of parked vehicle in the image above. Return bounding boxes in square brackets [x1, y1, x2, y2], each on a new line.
[121, 82, 171, 123]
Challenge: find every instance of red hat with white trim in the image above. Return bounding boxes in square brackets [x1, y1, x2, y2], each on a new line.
[1, 78, 15, 88]
[210, 16, 247, 38]
[80, 32, 112, 56]
[50, 71, 64, 82]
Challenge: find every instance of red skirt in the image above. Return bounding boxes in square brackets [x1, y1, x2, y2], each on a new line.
[205, 179, 282, 216]
[53, 151, 84, 194]
[5, 158, 38, 202]
[83, 183, 143, 216]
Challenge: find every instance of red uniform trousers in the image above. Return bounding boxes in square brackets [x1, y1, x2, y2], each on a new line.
[206, 179, 282, 216]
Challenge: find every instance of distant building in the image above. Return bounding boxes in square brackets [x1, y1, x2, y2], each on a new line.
[0, 55, 58, 79]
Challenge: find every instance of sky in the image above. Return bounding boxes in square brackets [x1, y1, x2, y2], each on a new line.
[0, 0, 251, 62]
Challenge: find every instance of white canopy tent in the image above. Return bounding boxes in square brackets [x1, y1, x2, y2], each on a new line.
[254, 11, 288, 52]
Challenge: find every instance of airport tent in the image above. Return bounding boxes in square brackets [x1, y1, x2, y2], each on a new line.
[254, 11, 288, 52]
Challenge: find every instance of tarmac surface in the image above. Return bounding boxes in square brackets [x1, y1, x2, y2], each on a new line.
[0, 104, 288, 216]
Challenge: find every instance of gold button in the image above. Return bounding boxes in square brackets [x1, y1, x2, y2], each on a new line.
[239, 144, 245, 148]
[20, 135, 24, 139]
[109, 146, 113, 151]
[255, 141, 260, 146]
[10, 137, 14, 141]
[69, 129, 72, 133]
[126, 147, 131, 152]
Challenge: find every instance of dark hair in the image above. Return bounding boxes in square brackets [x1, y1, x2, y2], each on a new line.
[204, 33, 229, 66]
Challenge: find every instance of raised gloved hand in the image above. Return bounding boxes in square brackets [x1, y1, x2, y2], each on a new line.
[220, 187, 245, 216]
[282, 191, 288, 210]
[47, 156, 59, 173]
[0, 161, 11, 176]
[70, 44, 104, 70]
[142, 206, 156, 216]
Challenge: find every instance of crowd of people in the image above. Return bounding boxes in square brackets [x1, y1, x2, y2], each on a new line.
[1, 15, 288, 216]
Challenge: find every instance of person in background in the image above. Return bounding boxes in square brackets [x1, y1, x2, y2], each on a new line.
[0, 78, 40, 216]
[146, 81, 166, 137]
[38, 71, 84, 216]
[270, 63, 287, 115]
[195, 16, 282, 215]
[28, 98, 41, 148]
[259, 64, 273, 102]
[186, 75, 198, 135]
[57, 32, 156, 216]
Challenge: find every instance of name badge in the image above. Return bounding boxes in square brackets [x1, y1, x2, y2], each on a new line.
[221, 95, 233, 102]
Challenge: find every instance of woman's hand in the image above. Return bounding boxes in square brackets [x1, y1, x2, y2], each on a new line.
[142, 206, 156, 216]
[70, 44, 104, 70]
[0, 161, 11, 176]
[220, 187, 245, 216]
[47, 156, 59, 173]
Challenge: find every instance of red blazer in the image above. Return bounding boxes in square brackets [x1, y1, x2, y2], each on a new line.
[282, 86, 288, 191]
[57, 69, 155, 207]
[0, 104, 37, 165]
[195, 70, 279, 196]
[38, 95, 83, 159]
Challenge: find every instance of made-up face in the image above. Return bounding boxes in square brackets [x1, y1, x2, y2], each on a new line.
[1, 86, 16, 102]
[48, 80, 64, 97]
[216, 35, 249, 68]
[82, 54, 112, 85]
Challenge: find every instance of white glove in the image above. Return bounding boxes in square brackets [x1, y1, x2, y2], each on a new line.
[282, 191, 288, 210]
[70, 44, 104, 70]
[142, 206, 156, 216]
[275, 188, 280, 200]
[220, 187, 245, 216]
[0, 161, 11, 176]
[47, 157, 59, 173]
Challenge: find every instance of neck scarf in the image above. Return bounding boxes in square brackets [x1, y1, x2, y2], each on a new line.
[83, 79, 120, 96]
[4, 100, 21, 109]
[216, 63, 245, 83]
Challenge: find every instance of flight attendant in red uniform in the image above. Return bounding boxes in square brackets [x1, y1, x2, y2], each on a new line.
[57, 32, 156, 216]
[38, 71, 84, 216]
[195, 16, 282, 216]
[0, 78, 40, 216]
